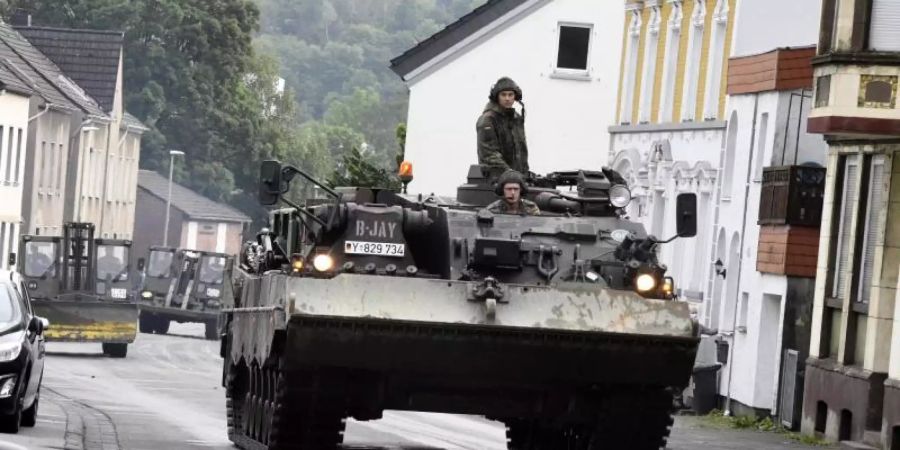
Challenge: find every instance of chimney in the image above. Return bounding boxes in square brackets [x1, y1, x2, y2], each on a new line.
[9, 9, 32, 27]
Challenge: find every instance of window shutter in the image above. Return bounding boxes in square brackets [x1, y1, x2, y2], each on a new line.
[870, 0, 900, 51]
[834, 156, 858, 300]
[859, 156, 885, 303]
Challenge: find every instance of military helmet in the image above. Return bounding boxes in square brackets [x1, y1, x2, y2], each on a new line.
[494, 170, 529, 196]
[489, 77, 523, 102]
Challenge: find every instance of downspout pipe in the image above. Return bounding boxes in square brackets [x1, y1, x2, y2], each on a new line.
[28, 102, 53, 123]
[724, 93, 759, 416]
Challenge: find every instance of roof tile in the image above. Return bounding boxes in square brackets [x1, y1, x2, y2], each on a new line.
[138, 170, 250, 223]
[14, 26, 123, 113]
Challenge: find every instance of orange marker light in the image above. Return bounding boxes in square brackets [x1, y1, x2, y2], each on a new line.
[399, 161, 414, 181]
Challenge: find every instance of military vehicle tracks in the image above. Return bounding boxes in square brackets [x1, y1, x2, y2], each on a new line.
[227, 362, 348, 450]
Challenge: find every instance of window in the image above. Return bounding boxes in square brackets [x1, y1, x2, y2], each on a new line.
[14, 129, 22, 183]
[703, 0, 729, 120]
[0, 127, 6, 183]
[56, 144, 65, 190]
[722, 111, 738, 198]
[0, 224, 5, 269]
[815, 75, 832, 108]
[870, 0, 900, 51]
[652, 191, 666, 236]
[681, 0, 706, 121]
[858, 155, 885, 303]
[619, 10, 642, 124]
[660, 1, 683, 123]
[638, 6, 661, 124]
[738, 292, 749, 332]
[832, 155, 859, 299]
[818, 0, 838, 53]
[556, 24, 592, 72]
[4, 129, 12, 182]
[754, 113, 769, 181]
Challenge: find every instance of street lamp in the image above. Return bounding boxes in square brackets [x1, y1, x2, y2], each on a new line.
[162, 150, 185, 247]
[714, 258, 727, 279]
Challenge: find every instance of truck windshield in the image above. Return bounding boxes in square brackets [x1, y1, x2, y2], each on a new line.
[96, 245, 129, 281]
[24, 241, 57, 278]
[199, 256, 226, 284]
[147, 250, 174, 278]
[0, 286, 22, 332]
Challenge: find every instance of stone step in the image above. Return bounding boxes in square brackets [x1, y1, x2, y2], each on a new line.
[840, 440, 879, 450]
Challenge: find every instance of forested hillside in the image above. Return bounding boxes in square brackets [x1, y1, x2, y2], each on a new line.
[0, 0, 482, 221]
[254, 0, 485, 169]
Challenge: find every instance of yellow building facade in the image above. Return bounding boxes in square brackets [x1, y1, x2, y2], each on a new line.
[615, 0, 736, 126]
[608, 0, 736, 313]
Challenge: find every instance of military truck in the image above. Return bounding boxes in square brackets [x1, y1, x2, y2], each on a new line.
[220, 161, 700, 449]
[137, 246, 232, 340]
[18, 222, 138, 358]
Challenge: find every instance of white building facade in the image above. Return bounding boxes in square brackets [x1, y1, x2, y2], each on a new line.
[391, 0, 623, 196]
[0, 83, 31, 270]
[709, 0, 827, 422]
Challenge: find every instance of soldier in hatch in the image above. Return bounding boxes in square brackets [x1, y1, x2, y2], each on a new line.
[486, 170, 540, 216]
[476, 77, 529, 174]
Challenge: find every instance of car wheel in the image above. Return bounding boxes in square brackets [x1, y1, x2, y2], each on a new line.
[204, 320, 218, 340]
[21, 390, 38, 427]
[155, 319, 170, 335]
[102, 343, 128, 358]
[139, 315, 155, 334]
[0, 397, 22, 433]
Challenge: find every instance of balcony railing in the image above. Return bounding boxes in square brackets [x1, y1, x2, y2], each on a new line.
[758, 165, 826, 227]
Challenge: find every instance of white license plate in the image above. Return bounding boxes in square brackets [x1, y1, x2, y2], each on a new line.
[110, 288, 128, 299]
[344, 241, 405, 257]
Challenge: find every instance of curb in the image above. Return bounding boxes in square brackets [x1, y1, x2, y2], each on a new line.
[45, 388, 120, 450]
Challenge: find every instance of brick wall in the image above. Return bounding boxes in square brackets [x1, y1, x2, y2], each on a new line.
[757, 225, 820, 277]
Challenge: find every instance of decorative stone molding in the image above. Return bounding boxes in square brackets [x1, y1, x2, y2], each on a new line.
[647, 4, 662, 35]
[667, 0, 684, 33]
[692, 0, 706, 28]
[628, 8, 643, 36]
[712, 0, 728, 24]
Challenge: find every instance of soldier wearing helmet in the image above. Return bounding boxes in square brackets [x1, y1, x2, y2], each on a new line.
[476, 77, 529, 174]
[485, 170, 540, 216]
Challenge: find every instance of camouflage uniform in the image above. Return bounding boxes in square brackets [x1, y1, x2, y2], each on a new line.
[485, 198, 540, 216]
[476, 77, 529, 173]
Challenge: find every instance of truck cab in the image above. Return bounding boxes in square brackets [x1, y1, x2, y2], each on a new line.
[138, 247, 232, 339]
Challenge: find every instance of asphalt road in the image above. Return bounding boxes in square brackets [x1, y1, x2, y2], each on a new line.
[0, 323, 835, 450]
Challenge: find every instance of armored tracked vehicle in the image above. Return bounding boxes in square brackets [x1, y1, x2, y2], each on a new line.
[137, 246, 233, 339]
[221, 161, 700, 449]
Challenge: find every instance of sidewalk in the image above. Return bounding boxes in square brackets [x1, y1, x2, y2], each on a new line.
[668, 415, 838, 450]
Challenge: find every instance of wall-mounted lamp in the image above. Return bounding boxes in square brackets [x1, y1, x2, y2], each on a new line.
[714, 259, 727, 279]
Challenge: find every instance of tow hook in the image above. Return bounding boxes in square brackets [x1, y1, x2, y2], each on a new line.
[468, 277, 506, 321]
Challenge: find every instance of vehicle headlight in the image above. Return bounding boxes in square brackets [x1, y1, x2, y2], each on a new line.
[141, 291, 153, 299]
[635, 274, 657, 292]
[609, 184, 631, 208]
[206, 288, 221, 298]
[110, 288, 128, 299]
[0, 340, 22, 363]
[0, 376, 16, 398]
[313, 254, 334, 272]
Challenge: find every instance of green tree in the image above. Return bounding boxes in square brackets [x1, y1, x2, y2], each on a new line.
[328, 147, 400, 190]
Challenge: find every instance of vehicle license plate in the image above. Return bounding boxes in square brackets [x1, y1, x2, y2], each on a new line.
[344, 241, 405, 257]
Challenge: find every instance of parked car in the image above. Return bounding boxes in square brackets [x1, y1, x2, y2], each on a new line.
[0, 269, 47, 433]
